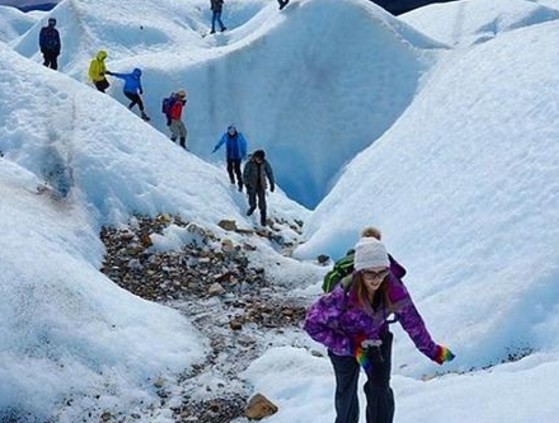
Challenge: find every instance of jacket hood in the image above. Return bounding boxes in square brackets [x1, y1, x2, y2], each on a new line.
[96, 50, 107, 60]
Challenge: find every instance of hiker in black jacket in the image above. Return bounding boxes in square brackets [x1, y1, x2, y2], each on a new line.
[39, 18, 61, 70]
[242, 150, 275, 226]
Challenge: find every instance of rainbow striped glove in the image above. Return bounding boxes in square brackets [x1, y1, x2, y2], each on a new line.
[433, 345, 455, 365]
[352, 336, 382, 372]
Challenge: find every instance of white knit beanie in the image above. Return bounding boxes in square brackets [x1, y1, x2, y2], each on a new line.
[354, 238, 390, 271]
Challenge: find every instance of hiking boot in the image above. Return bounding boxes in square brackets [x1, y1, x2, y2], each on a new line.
[238, 183, 243, 192]
[246, 207, 255, 216]
[179, 137, 187, 149]
[260, 217, 267, 226]
[221, 27, 227, 32]
[279, 0, 289, 10]
[141, 112, 150, 121]
[210, 29, 216, 34]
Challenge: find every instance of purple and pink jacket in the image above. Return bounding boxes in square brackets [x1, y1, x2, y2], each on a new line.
[304, 259, 439, 361]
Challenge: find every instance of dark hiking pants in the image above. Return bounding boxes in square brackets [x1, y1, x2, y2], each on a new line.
[329, 331, 395, 423]
[247, 188, 266, 225]
[211, 11, 225, 32]
[124, 92, 145, 111]
[227, 159, 242, 189]
[94, 78, 110, 93]
[42, 50, 58, 70]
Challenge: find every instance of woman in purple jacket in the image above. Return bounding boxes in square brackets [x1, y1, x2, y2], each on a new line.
[304, 232, 455, 423]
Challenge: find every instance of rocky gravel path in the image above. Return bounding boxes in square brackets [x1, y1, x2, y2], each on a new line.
[97, 214, 321, 422]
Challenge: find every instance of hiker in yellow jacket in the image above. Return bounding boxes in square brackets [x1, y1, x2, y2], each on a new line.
[88, 50, 110, 93]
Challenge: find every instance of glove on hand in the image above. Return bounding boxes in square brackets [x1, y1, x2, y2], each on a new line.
[270, 184, 275, 192]
[166, 117, 172, 127]
[139, 89, 143, 95]
[352, 335, 376, 372]
[433, 345, 455, 365]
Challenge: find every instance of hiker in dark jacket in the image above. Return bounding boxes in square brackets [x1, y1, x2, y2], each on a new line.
[242, 150, 274, 226]
[39, 18, 61, 70]
[210, 0, 227, 34]
[305, 230, 455, 423]
[106, 68, 150, 121]
[212, 125, 247, 191]
[277, 0, 290, 10]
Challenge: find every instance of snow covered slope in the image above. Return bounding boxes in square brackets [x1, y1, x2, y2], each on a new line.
[4, 0, 559, 421]
[297, 12, 559, 373]
[14, 0, 445, 208]
[0, 40, 308, 420]
[0, 5, 38, 43]
[401, 0, 559, 46]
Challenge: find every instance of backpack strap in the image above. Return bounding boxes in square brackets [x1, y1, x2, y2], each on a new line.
[341, 274, 354, 293]
[340, 274, 356, 312]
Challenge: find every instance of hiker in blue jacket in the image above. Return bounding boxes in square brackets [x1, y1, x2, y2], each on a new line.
[39, 18, 61, 70]
[212, 125, 247, 191]
[106, 68, 150, 121]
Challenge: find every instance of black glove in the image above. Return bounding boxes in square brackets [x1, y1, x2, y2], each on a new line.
[270, 184, 275, 192]
[139, 90, 143, 95]
[105, 71, 112, 76]
[166, 117, 172, 126]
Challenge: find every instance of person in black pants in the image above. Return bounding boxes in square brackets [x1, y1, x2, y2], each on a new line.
[329, 330, 394, 423]
[39, 18, 61, 70]
[278, 0, 290, 10]
[242, 150, 275, 226]
[212, 125, 248, 191]
[106, 68, 150, 121]
[304, 231, 455, 423]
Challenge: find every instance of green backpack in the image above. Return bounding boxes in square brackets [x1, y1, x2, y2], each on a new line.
[322, 252, 355, 293]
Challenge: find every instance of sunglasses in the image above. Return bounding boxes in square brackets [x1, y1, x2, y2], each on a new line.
[361, 269, 390, 280]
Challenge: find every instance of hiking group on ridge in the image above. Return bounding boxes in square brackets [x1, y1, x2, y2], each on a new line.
[36, 0, 291, 226]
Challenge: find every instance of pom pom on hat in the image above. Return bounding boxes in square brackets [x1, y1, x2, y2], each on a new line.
[354, 237, 389, 271]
